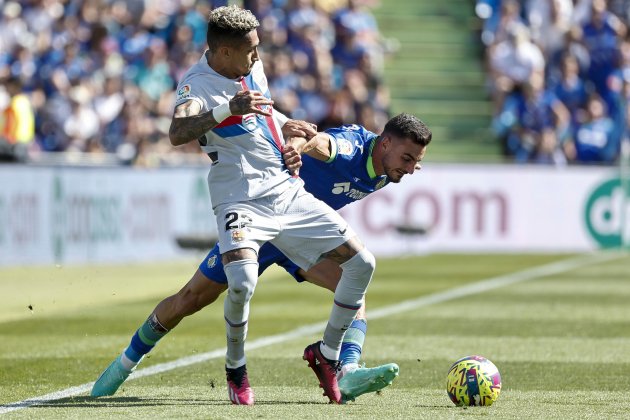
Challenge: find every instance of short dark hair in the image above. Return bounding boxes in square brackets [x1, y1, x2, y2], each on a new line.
[206, 5, 259, 52]
[382, 113, 432, 146]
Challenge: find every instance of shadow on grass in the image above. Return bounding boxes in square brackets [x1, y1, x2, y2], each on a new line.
[27, 396, 327, 408]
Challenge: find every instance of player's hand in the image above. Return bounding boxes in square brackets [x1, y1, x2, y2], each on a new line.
[229, 90, 273, 117]
[282, 143, 302, 176]
[282, 119, 317, 139]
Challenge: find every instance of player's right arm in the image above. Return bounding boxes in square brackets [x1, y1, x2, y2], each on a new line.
[169, 90, 274, 146]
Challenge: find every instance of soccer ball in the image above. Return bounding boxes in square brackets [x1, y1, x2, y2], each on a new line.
[446, 355, 501, 407]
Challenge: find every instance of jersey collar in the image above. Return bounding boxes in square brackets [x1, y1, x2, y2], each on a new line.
[367, 136, 379, 179]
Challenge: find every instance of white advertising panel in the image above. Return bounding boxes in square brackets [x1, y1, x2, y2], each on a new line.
[0, 164, 627, 266]
[338, 164, 627, 255]
[0, 166, 216, 266]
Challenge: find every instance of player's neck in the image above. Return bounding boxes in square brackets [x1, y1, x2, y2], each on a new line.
[371, 137, 385, 176]
[205, 51, 241, 80]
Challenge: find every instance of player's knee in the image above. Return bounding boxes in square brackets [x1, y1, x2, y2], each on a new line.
[341, 248, 375, 287]
[224, 259, 259, 305]
[227, 282, 255, 305]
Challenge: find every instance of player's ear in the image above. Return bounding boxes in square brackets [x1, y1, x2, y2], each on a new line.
[381, 135, 392, 151]
[218, 45, 231, 58]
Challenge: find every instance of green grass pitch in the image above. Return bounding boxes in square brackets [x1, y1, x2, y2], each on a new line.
[1, 252, 629, 419]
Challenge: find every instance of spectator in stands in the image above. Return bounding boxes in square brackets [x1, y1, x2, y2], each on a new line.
[0, 76, 34, 161]
[505, 73, 570, 164]
[525, 0, 573, 61]
[550, 54, 589, 132]
[489, 22, 546, 114]
[580, 0, 626, 103]
[63, 84, 100, 152]
[568, 94, 619, 163]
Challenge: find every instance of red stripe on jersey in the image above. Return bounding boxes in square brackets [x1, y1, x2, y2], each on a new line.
[215, 115, 242, 129]
[239, 77, 284, 152]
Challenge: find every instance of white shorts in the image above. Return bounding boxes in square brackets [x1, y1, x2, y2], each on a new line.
[214, 182, 355, 271]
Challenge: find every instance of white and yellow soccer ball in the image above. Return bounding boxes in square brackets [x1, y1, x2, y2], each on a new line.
[446, 355, 502, 407]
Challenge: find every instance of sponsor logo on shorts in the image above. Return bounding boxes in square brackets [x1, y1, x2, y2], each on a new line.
[177, 84, 191, 101]
[207, 254, 217, 268]
[338, 139, 353, 156]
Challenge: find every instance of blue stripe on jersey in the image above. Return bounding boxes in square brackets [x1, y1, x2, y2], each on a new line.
[256, 116, 283, 159]
[241, 73, 284, 162]
[212, 124, 250, 138]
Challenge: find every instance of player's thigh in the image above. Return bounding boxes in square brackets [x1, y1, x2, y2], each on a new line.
[300, 259, 343, 292]
[272, 191, 360, 270]
[213, 201, 278, 258]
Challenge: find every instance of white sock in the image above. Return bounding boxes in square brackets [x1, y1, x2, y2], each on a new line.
[339, 362, 360, 379]
[119, 353, 142, 371]
[320, 341, 339, 361]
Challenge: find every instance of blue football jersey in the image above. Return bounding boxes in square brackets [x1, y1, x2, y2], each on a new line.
[299, 124, 389, 210]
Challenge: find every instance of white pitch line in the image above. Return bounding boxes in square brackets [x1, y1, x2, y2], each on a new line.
[0, 252, 623, 414]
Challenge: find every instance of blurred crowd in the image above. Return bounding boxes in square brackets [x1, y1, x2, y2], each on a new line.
[478, 0, 630, 165]
[0, 0, 391, 165]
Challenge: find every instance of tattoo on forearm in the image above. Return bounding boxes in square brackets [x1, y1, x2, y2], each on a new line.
[170, 111, 219, 145]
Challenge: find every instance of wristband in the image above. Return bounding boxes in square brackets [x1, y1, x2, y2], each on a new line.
[212, 102, 232, 123]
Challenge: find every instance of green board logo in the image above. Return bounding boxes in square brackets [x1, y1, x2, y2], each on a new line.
[584, 178, 630, 248]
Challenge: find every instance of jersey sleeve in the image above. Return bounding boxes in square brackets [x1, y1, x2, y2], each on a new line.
[174, 75, 210, 111]
[274, 108, 289, 127]
[324, 124, 376, 167]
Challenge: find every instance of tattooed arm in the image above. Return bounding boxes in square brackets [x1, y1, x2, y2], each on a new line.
[168, 90, 274, 146]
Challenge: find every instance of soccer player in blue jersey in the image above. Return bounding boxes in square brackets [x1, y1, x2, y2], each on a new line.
[91, 112, 432, 402]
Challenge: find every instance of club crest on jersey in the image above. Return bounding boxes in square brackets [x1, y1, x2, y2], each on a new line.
[338, 139, 354, 156]
[176, 84, 191, 101]
[231, 229, 246, 243]
[207, 254, 218, 268]
[242, 113, 258, 131]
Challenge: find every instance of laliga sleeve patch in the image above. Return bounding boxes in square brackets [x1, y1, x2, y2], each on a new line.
[177, 84, 191, 101]
[337, 138, 354, 156]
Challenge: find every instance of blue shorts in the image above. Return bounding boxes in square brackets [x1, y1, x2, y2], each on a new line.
[198, 242, 305, 284]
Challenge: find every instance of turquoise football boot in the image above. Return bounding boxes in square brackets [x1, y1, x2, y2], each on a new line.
[339, 363, 399, 403]
[91, 355, 132, 397]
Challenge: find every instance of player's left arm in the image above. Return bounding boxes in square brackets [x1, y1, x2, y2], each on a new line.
[278, 113, 317, 140]
[282, 132, 331, 175]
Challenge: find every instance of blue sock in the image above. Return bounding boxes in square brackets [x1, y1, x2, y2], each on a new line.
[121, 314, 168, 369]
[340, 319, 367, 368]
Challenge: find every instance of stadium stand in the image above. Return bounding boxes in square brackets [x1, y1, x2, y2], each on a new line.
[2, 0, 629, 165]
[479, 0, 630, 164]
[0, 0, 391, 166]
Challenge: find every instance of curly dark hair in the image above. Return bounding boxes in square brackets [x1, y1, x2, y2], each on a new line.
[383, 113, 432, 146]
[206, 5, 260, 52]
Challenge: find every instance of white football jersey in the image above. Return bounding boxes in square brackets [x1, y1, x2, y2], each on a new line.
[175, 53, 298, 207]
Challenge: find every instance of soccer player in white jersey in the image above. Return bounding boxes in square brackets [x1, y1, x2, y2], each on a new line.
[93, 6, 374, 405]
